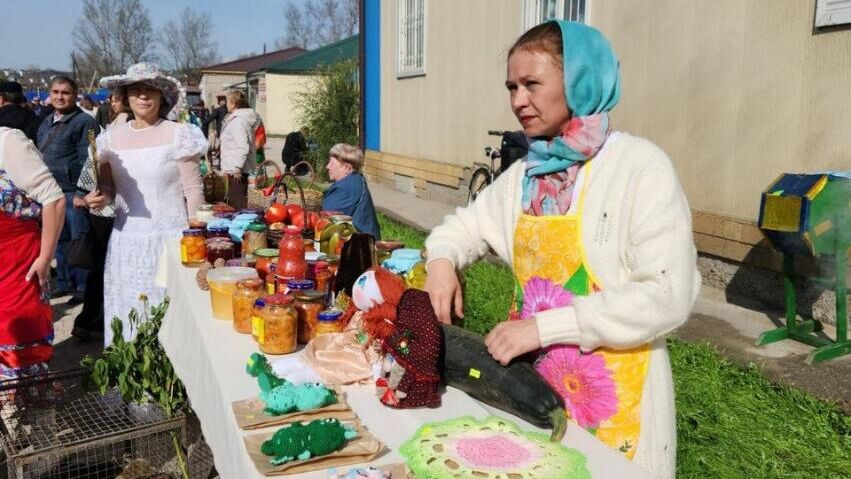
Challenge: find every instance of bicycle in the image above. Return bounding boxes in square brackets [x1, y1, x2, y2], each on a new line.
[467, 130, 528, 204]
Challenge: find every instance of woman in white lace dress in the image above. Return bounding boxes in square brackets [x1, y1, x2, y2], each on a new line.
[85, 63, 207, 345]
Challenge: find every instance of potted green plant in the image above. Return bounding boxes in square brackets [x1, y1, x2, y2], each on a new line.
[81, 296, 190, 478]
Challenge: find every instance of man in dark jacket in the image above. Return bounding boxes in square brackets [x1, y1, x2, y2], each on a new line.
[201, 95, 227, 139]
[281, 128, 308, 174]
[0, 81, 40, 142]
[36, 76, 99, 304]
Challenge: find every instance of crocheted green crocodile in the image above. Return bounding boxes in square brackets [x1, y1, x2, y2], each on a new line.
[261, 418, 358, 465]
[246, 352, 336, 415]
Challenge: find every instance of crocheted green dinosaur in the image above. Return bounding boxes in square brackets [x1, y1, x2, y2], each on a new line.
[246, 353, 336, 415]
[261, 418, 358, 465]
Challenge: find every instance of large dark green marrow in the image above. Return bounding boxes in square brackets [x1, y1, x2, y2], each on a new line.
[440, 324, 567, 441]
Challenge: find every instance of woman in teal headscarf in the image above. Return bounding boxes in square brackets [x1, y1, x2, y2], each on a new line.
[424, 21, 699, 479]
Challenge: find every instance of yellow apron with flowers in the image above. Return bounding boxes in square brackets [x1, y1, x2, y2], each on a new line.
[512, 163, 650, 459]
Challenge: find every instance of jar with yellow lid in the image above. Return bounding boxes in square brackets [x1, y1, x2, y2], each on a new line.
[294, 290, 326, 343]
[232, 278, 264, 334]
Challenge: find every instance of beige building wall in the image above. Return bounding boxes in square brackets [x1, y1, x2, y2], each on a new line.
[379, 0, 522, 171]
[591, 0, 851, 222]
[264, 73, 316, 136]
[199, 72, 244, 109]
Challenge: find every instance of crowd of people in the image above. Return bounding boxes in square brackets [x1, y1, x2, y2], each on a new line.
[0, 60, 381, 371]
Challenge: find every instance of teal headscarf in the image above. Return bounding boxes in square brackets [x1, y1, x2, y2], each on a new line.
[522, 21, 622, 215]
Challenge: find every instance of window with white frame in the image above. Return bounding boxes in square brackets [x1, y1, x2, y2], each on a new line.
[523, 0, 587, 31]
[815, 0, 851, 27]
[397, 0, 425, 77]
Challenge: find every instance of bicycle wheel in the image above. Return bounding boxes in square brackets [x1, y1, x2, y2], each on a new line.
[467, 168, 492, 205]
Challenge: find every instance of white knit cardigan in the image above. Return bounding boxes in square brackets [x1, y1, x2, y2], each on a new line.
[425, 132, 701, 479]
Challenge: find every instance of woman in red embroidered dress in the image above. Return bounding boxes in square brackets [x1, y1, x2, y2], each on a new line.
[0, 126, 65, 379]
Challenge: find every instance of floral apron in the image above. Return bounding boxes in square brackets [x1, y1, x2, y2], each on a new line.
[512, 163, 650, 458]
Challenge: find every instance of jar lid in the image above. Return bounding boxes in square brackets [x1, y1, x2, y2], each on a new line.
[254, 298, 266, 308]
[315, 260, 329, 270]
[254, 248, 278, 258]
[247, 223, 268, 232]
[264, 293, 294, 305]
[182, 228, 204, 236]
[286, 278, 315, 290]
[324, 255, 340, 264]
[214, 212, 234, 219]
[226, 259, 243, 267]
[208, 226, 229, 233]
[237, 278, 264, 289]
[318, 309, 343, 322]
[294, 290, 326, 302]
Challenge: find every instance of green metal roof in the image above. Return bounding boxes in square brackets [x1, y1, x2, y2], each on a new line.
[262, 35, 359, 74]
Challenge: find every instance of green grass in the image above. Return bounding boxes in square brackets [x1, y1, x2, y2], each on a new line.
[378, 213, 851, 478]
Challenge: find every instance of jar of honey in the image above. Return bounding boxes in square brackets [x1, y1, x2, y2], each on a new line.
[232, 278, 264, 334]
[314, 309, 344, 336]
[259, 295, 298, 355]
[294, 290, 326, 343]
[242, 223, 268, 257]
[180, 228, 206, 266]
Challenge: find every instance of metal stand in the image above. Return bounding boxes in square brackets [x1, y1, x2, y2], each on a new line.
[756, 243, 850, 364]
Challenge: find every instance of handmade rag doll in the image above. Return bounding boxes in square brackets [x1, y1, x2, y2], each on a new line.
[375, 287, 442, 409]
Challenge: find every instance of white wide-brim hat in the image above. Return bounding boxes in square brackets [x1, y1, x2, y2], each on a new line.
[99, 63, 186, 120]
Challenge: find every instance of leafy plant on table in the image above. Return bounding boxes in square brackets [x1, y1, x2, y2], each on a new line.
[81, 296, 191, 478]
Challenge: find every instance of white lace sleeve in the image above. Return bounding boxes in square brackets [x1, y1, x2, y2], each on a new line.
[173, 123, 209, 161]
[95, 129, 116, 166]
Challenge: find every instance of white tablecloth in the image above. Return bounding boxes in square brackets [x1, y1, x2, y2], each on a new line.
[157, 241, 652, 479]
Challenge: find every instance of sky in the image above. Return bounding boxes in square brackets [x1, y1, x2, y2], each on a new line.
[0, 0, 304, 70]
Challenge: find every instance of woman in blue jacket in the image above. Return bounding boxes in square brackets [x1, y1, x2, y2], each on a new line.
[321, 143, 380, 240]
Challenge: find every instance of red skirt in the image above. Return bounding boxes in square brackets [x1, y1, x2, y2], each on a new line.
[0, 213, 52, 378]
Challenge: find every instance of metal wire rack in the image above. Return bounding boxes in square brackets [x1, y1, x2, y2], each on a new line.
[0, 369, 215, 479]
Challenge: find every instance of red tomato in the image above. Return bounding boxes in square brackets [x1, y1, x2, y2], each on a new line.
[265, 203, 288, 224]
[290, 211, 305, 230]
[285, 204, 304, 224]
[307, 212, 320, 230]
[314, 218, 331, 235]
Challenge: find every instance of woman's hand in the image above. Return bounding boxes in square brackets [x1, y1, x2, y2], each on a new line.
[484, 319, 542, 366]
[84, 189, 108, 210]
[72, 196, 87, 209]
[424, 258, 464, 324]
[25, 255, 51, 290]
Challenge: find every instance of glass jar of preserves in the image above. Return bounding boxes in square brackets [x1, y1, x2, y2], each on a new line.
[294, 290, 326, 344]
[325, 255, 340, 277]
[195, 204, 215, 223]
[278, 226, 307, 280]
[314, 309, 343, 336]
[242, 223, 268, 257]
[207, 225, 230, 239]
[259, 295, 298, 355]
[206, 238, 234, 264]
[313, 261, 332, 297]
[180, 228, 206, 266]
[232, 278, 264, 334]
[254, 248, 279, 282]
[280, 278, 314, 296]
[251, 298, 266, 343]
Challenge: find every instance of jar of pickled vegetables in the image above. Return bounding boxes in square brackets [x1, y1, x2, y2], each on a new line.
[314, 309, 343, 336]
[259, 295, 298, 355]
[206, 238, 234, 264]
[242, 223, 268, 257]
[314, 261, 332, 297]
[232, 278, 264, 333]
[180, 228, 206, 266]
[254, 248, 279, 282]
[294, 290, 326, 343]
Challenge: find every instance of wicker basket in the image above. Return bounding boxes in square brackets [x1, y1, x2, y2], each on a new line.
[202, 169, 227, 204]
[248, 160, 284, 209]
[283, 161, 322, 213]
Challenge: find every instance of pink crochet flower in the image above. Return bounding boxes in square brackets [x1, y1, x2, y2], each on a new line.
[521, 277, 574, 319]
[535, 345, 617, 429]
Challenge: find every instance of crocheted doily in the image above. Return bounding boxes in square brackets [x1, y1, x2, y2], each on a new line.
[400, 416, 590, 479]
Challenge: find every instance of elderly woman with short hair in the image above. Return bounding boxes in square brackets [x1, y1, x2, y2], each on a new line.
[321, 143, 380, 240]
